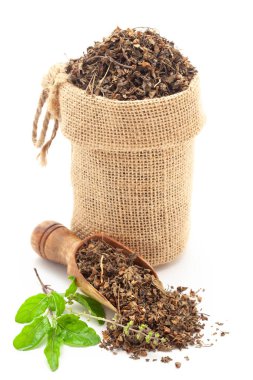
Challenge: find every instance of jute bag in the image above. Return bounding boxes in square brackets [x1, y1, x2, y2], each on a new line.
[33, 64, 204, 266]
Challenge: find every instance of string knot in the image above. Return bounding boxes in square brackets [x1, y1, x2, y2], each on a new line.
[41, 64, 67, 120]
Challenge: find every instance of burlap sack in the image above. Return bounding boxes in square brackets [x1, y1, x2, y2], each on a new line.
[33, 64, 204, 266]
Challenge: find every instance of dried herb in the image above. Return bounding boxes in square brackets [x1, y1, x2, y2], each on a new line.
[14, 263, 228, 370]
[66, 27, 197, 100]
[76, 239, 208, 358]
[161, 355, 172, 363]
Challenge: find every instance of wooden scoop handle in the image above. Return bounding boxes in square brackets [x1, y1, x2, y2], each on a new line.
[31, 221, 82, 266]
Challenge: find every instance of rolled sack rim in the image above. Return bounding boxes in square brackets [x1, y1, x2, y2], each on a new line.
[58, 73, 205, 150]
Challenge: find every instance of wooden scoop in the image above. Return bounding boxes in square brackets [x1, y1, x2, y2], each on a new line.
[31, 221, 162, 312]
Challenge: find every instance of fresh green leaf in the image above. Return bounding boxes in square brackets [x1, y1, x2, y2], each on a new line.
[13, 316, 51, 351]
[48, 296, 56, 311]
[48, 292, 65, 316]
[65, 276, 77, 297]
[15, 294, 49, 323]
[44, 326, 63, 371]
[57, 314, 100, 347]
[73, 293, 105, 325]
[48, 293, 65, 311]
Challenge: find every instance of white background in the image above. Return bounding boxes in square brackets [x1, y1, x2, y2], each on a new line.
[0, 0, 252, 379]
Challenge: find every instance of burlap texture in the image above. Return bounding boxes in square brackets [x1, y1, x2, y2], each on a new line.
[36, 66, 204, 266]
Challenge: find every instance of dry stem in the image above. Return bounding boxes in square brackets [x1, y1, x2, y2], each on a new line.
[86, 55, 133, 69]
[100, 255, 104, 284]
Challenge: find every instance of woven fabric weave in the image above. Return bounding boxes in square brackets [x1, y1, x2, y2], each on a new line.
[38, 66, 204, 266]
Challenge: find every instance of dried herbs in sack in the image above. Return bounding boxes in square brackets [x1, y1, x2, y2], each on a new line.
[32, 27, 204, 266]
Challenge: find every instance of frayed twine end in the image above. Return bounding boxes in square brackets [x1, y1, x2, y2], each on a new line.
[36, 120, 59, 166]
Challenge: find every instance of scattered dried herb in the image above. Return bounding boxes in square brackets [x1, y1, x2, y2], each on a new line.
[14, 263, 228, 370]
[161, 355, 173, 363]
[76, 239, 208, 359]
[66, 27, 197, 100]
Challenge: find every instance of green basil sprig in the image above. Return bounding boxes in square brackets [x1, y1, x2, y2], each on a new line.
[13, 271, 105, 371]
